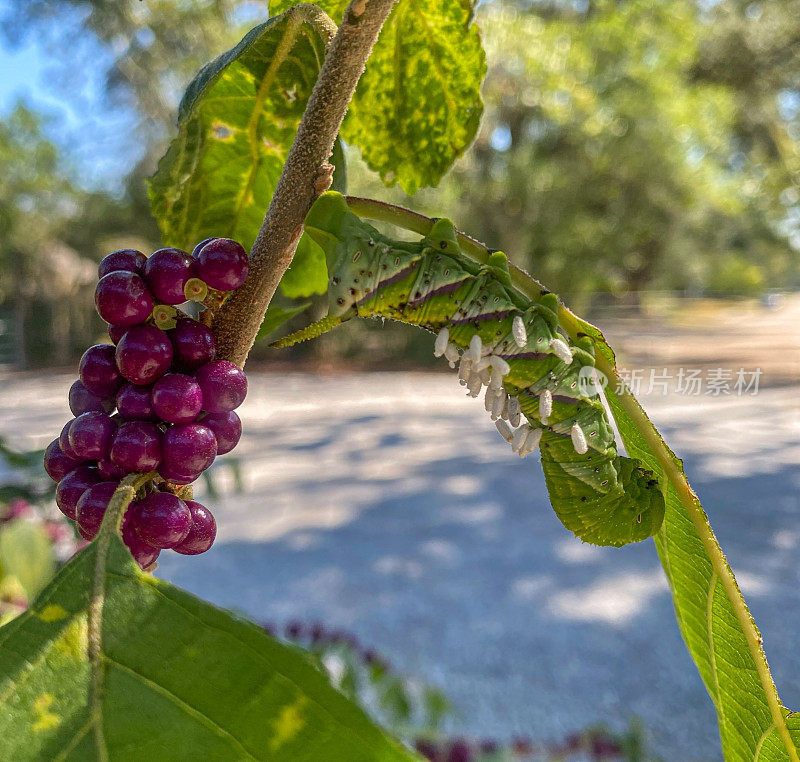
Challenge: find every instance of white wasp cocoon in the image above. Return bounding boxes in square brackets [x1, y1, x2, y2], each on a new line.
[512, 315, 527, 347]
[489, 355, 509, 390]
[539, 388, 553, 423]
[501, 396, 510, 421]
[484, 385, 498, 412]
[479, 368, 492, 386]
[474, 356, 492, 373]
[458, 354, 473, 385]
[508, 397, 521, 428]
[550, 338, 573, 364]
[489, 368, 505, 390]
[434, 327, 449, 357]
[491, 392, 507, 421]
[521, 427, 543, 457]
[495, 419, 513, 442]
[444, 343, 460, 368]
[466, 373, 482, 397]
[490, 355, 510, 376]
[468, 334, 483, 363]
[571, 422, 588, 454]
[511, 424, 531, 453]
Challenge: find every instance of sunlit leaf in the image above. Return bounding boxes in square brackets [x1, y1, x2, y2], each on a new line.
[0, 521, 55, 600]
[270, 0, 485, 193]
[0, 531, 419, 761]
[255, 301, 313, 341]
[148, 7, 335, 252]
[569, 312, 800, 760]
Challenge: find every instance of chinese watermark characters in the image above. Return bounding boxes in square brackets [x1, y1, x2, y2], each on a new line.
[577, 367, 763, 397]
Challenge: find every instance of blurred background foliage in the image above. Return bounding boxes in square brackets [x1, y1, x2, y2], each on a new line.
[0, 0, 798, 366]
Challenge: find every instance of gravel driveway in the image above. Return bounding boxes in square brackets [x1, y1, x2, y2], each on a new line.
[2, 369, 799, 760]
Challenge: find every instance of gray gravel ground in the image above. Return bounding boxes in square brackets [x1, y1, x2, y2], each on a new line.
[2, 370, 799, 760]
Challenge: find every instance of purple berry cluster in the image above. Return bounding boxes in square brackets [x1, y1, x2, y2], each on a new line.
[43, 238, 249, 569]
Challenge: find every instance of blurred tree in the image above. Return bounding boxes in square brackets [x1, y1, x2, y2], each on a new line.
[2, 0, 246, 172]
[2, 0, 799, 368]
[0, 102, 74, 280]
[0, 102, 99, 365]
[405, 0, 798, 302]
[691, 0, 800, 271]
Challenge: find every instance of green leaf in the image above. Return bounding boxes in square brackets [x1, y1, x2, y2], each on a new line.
[0, 532, 419, 760]
[255, 301, 313, 341]
[330, 134, 348, 195]
[270, 0, 486, 193]
[379, 679, 412, 725]
[148, 6, 335, 252]
[0, 521, 55, 600]
[563, 312, 800, 761]
[279, 233, 329, 298]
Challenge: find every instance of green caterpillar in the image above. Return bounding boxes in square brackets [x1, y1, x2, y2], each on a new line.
[276, 192, 665, 547]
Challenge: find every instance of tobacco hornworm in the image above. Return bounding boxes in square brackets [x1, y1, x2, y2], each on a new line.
[275, 192, 665, 547]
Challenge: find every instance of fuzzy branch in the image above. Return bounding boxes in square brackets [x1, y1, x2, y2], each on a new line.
[213, 0, 397, 367]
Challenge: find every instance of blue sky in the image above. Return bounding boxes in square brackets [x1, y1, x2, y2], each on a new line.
[0, 9, 140, 191]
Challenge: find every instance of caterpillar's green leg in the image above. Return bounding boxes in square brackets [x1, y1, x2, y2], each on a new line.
[270, 314, 347, 348]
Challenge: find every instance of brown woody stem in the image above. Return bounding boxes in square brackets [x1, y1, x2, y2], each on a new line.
[212, 0, 397, 368]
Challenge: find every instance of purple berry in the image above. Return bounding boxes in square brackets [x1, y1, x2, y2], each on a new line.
[446, 740, 471, 762]
[152, 373, 202, 424]
[122, 516, 160, 569]
[108, 325, 128, 345]
[95, 271, 154, 327]
[98, 249, 146, 278]
[143, 247, 194, 304]
[168, 318, 216, 371]
[191, 237, 216, 258]
[76, 481, 120, 540]
[110, 421, 162, 472]
[97, 457, 126, 479]
[43, 439, 78, 482]
[115, 383, 155, 420]
[59, 420, 82, 461]
[415, 741, 440, 761]
[195, 360, 247, 413]
[201, 411, 241, 455]
[56, 465, 100, 520]
[193, 238, 249, 291]
[68, 411, 117, 460]
[159, 423, 217, 483]
[173, 501, 216, 555]
[133, 491, 191, 549]
[115, 325, 173, 385]
[79, 344, 123, 397]
[157, 463, 203, 485]
[69, 379, 113, 416]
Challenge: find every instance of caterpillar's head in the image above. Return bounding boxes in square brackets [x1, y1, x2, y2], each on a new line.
[304, 191, 381, 318]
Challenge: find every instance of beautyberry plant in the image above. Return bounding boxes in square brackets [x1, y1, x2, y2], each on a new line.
[0, 0, 796, 760]
[45, 240, 248, 566]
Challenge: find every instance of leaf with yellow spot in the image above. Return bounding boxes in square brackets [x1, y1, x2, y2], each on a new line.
[269, 696, 308, 752]
[37, 604, 68, 623]
[32, 694, 60, 733]
[0, 532, 418, 761]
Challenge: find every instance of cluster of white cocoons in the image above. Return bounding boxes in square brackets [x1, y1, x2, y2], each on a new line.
[433, 322, 589, 457]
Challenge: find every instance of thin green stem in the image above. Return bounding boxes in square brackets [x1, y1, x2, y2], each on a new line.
[343, 194, 798, 760]
[88, 471, 156, 760]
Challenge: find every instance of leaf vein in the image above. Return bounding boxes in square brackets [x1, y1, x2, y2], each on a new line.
[51, 718, 92, 762]
[107, 571, 398, 756]
[102, 655, 260, 762]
